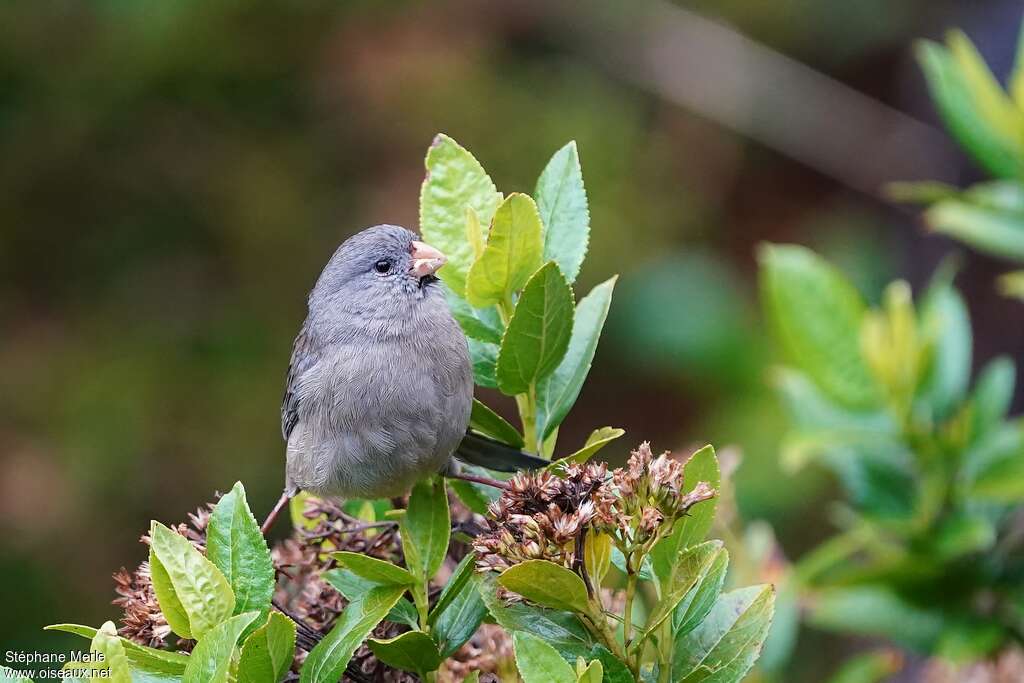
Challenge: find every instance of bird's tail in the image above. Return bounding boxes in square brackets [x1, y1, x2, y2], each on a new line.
[455, 431, 549, 472]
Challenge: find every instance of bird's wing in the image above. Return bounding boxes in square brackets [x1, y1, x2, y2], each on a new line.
[281, 318, 318, 441]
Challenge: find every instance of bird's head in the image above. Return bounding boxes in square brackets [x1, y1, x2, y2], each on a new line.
[309, 225, 448, 326]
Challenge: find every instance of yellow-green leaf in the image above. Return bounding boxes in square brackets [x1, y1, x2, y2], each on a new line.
[513, 631, 576, 683]
[466, 193, 544, 307]
[183, 611, 259, 683]
[419, 134, 501, 296]
[149, 521, 235, 639]
[498, 560, 589, 613]
[549, 427, 625, 470]
[237, 612, 297, 683]
[89, 622, 131, 683]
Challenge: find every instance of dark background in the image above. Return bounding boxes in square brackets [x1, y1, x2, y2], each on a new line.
[2, 1, 1023, 679]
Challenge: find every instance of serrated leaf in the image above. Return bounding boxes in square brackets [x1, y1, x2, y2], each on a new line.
[237, 612, 296, 683]
[549, 427, 624, 470]
[148, 549, 193, 640]
[206, 482, 274, 626]
[90, 622, 131, 683]
[916, 40, 1022, 178]
[537, 276, 616, 442]
[300, 586, 407, 683]
[401, 478, 450, 582]
[183, 611, 259, 683]
[469, 338, 499, 388]
[322, 569, 418, 627]
[496, 262, 575, 396]
[479, 574, 597, 660]
[420, 134, 502, 296]
[331, 552, 415, 586]
[368, 631, 442, 675]
[514, 632, 577, 683]
[674, 585, 775, 682]
[536, 141, 590, 284]
[650, 446, 720, 585]
[45, 624, 189, 675]
[759, 244, 878, 408]
[466, 193, 544, 307]
[673, 545, 729, 637]
[644, 541, 725, 635]
[470, 398, 524, 447]
[433, 573, 488, 657]
[149, 521, 235, 639]
[498, 560, 589, 613]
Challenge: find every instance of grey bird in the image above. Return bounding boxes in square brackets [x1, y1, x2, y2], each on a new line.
[261, 225, 545, 533]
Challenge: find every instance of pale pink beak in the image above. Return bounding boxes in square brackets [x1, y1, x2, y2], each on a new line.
[410, 240, 447, 278]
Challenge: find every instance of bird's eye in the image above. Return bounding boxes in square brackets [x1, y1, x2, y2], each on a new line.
[373, 260, 392, 274]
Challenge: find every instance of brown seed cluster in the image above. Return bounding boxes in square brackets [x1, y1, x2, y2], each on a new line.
[476, 443, 717, 574]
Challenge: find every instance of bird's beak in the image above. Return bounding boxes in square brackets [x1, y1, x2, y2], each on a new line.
[410, 240, 447, 278]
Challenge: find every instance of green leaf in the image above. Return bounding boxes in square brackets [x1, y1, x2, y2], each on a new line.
[479, 574, 597, 660]
[183, 611, 259, 683]
[498, 559, 589, 613]
[826, 651, 902, 683]
[419, 134, 502, 296]
[470, 398, 524, 447]
[759, 244, 878, 408]
[149, 521, 234, 639]
[583, 531, 613, 588]
[469, 338, 499, 388]
[496, 262, 575, 396]
[916, 40, 1022, 178]
[448, 478, 493, 516]
[206, 482, 274, 627]
[331, 552, 415, 586]
[466, 193, 545, 307]
[237, 612, 296, 683]
[536, 140, 590, 284]
[537, 276, 616, 441]
[433, 574, 489, 657]
[924, 199, 1024, 261]
[549, 427, 625, 470]
[576, 659, 604, 683]
[428, 551, 477, 625]
[300, 585, 407, 683]
[45, 624, 189, 675]
[650, 446, 720, 585]
[514, 632, 577, 683]
[322, 569, 418, 627]
[90, 622, 131, 683]
[444, 287, 503, 344]
[971, 356, 1016, 442]
[965, 424, 1024, 502]
[946, 30, 1023, 145]
[674, 585, 775, 682]
[368, 631, 442, 675]
[918, 272, 972, 420]
[673, 544, 729, 636]
[644, 541, 726, 635]
[401, 478, 450, 582]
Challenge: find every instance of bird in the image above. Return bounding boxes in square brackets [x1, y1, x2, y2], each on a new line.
[260, 224, 546, 534]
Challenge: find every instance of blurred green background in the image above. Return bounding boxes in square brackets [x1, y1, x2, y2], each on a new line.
[2, 0, 1023, 680]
